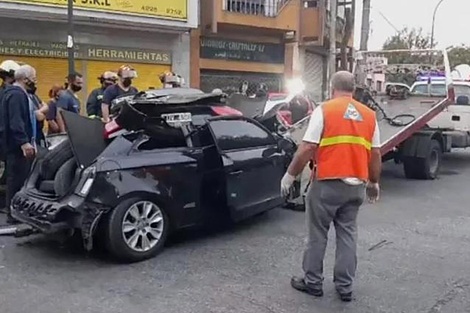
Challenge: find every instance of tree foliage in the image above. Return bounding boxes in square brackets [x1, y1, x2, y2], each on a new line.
[382, 27, 470, 69]
[382, 27, 435, 64]
[447, 45, 470, 68]
[383, 27, 432, 51]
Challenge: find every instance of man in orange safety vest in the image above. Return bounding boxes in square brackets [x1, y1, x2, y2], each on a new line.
[281, 71, 382, 302]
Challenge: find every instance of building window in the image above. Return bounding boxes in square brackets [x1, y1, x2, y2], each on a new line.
[376, 81, 383, 92]
[304, 0, 319, 8]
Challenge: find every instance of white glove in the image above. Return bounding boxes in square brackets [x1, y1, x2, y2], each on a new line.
[281, 172, 296, 197]
[366, 182, 380, 203]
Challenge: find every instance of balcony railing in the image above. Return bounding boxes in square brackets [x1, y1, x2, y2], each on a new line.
[223, 0, 289, 17]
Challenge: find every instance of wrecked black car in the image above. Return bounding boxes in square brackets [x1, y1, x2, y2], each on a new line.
[10, 89, 298, 263]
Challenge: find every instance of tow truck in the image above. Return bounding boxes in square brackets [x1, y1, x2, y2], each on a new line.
[283, 49, 456, 211]
[352, 49, 455, 179]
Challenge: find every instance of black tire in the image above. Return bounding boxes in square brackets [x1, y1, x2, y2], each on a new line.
[40, 139, 74, 180]
[403, 139, 442, 180]
[54, 158, 78, 197]
[103, 197, 169, 263]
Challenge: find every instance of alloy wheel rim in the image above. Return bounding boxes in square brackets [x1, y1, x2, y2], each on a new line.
[121, 201, 164, 252]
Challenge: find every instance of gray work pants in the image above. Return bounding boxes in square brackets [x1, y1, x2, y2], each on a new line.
[302, 179, 365, 294]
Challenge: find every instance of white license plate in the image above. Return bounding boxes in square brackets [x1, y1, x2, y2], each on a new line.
[161, 112, 192, 125]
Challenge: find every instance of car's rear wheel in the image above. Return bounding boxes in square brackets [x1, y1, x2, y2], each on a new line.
[103, 198, 169, 263]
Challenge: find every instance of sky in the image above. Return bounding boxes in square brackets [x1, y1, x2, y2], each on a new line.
[353, 0, 470, 50]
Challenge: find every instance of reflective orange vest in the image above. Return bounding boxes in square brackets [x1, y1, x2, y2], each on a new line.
[315, 96, 376, 181]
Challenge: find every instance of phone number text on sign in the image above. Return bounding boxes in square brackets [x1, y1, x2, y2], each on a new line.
[2, 0, 188, 20]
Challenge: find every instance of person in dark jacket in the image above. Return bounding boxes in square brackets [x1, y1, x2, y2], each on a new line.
[0, 64, 37, 224]
[0, 60, 22, 213]
[86, 71, 117, 118]
[101, 65, 138, 122]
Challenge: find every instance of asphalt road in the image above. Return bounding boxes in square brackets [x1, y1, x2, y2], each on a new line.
[1, 152, 470, 313]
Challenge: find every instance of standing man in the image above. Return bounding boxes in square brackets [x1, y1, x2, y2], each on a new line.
[101, 65, 138, 122]
[0, 60, 22, 197]
[281, 71, 381, 302]
[86, 71, 117, 118]
[0, 60, 21, 100]
[0, 65, 38, 224]
[56, 72, 83, 133]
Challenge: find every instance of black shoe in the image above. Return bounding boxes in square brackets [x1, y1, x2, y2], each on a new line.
[290, 276, 323, 297]
[337, 291, 353, 302]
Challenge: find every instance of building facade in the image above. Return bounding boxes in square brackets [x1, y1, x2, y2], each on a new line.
[192, 0, 299, 95]
[192, 0, 354, 103]
[0, 0, 198, 109]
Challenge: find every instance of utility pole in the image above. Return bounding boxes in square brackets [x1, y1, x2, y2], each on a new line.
[328, 0, 337, 94]
[67, 0, 75, 75]
[360, 0, 371, 51]
[357, 0, 371, 88]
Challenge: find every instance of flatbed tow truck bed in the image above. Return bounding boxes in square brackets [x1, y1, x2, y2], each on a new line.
[378, 96, 449, 154]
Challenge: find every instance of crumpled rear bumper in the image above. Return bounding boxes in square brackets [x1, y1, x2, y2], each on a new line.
[10, 191, 85, 233]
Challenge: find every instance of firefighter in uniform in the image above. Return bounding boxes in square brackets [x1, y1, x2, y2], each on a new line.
[281, 71, 382, 302]
[159, 71, 184, 88]
[86, 71, 118, 118]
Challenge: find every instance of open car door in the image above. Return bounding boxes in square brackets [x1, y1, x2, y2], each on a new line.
[207, 116, 286, 222]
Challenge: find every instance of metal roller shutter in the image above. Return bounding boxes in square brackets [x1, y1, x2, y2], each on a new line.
[304, 52, 324, 103]
[85, 61, 171, 97]
[0, 56, 83, 107]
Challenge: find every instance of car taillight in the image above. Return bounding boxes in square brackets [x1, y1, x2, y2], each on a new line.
[104, 119, 122, 139]
[211, 106, 243, 116]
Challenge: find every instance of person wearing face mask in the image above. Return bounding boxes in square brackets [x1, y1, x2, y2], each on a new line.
[86, 71, 117, 118]
[101, 65, 138, 122]
[159, 71, 184, 88]
[56, 72, 84, 133]
[0, 64, 38, 224]
[45, 84, 64, 134]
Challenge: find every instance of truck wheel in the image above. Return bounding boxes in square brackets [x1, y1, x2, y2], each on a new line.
[403, 139, 442, 180]
[103, 198, 169, 263]
[40, 139, 74, 180]
[54, 158, 78, 197]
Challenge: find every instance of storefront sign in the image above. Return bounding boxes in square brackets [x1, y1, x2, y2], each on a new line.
[200, 38, 285, 64]
[0, 39, 172, 64]
[1, 0, 187, 21]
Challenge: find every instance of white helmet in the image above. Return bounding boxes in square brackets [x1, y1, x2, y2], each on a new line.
[0, 60, 21, 74]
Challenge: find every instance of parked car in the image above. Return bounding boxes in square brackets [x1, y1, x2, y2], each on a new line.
[10, 89, 299, 263]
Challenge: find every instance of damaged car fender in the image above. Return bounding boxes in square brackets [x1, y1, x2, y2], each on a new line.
[86, 150, 205, 230]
